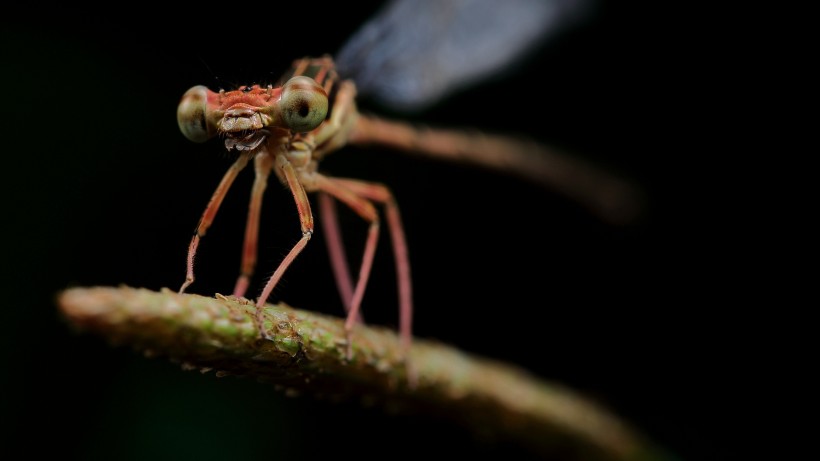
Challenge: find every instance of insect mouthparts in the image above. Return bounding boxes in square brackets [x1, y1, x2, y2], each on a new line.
[224, 130, 267, 152]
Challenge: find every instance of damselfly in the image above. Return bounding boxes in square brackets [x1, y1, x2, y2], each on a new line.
[175, 0, 638, 358]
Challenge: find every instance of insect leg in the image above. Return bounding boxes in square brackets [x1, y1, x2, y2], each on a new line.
[233, 153, 274, 297]
[255, 153, 314, 339]
[179, 153, 251, 294]
[314, 175, 381, 358]
[318, 192, 362, 321]
[329, 178, 413, 355]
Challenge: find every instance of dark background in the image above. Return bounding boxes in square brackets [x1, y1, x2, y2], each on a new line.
[2, 3, 745, 460]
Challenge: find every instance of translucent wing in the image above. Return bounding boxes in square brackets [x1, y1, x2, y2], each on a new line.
[336, 0, 593, 112]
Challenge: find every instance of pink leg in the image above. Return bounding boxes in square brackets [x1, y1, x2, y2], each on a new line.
[255, 154, 314, 339]
[318, 192, 362, 321]
[180, 154, 251, 294]
[233, 153, 274, 297]
[314, 175, 381, 357]
[331, 178, 413, 354]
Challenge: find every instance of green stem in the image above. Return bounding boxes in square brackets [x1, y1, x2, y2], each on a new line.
[58, 286, 672, 461]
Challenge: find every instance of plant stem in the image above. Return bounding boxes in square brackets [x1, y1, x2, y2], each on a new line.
[58, 286, 672, 461]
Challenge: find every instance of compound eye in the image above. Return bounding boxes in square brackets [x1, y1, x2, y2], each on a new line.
[177, 85, 212, 143]
[280, 76, 328, 133]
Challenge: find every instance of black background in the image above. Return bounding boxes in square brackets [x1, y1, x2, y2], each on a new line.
[2, 3, 746, 460]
